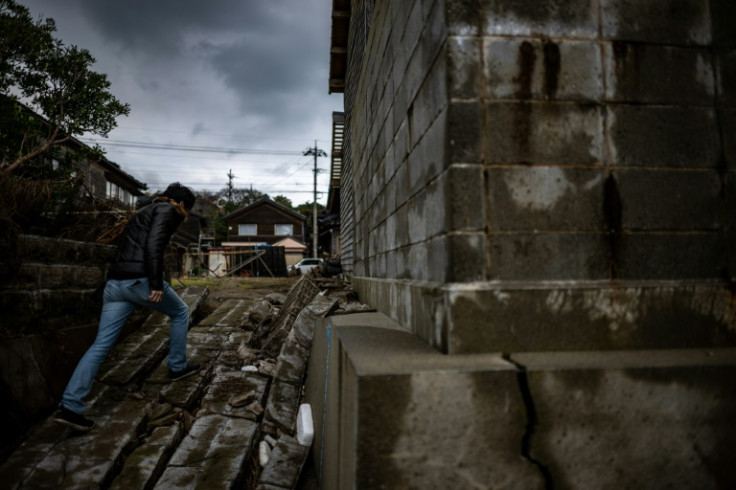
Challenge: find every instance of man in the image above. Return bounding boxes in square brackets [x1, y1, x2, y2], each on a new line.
[54, 182, 200, 431]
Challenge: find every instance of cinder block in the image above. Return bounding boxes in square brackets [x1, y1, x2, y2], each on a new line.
[607, 105, 720, 168]
[484, 101, 604, 165]
[407, 187, 436, 245]
[445, 164, 485, 231]
[395, 203, 410, 248]
[446, 0, 481, 36]
[482, 38, 603, 101]
[487, 232, 609, 281]
[486, 166, 606, 231]
[448, 102, 482, 163]
[427, 232, 486, 283]
[448, 36, 480, 99]
[480, 0, 598, 39]
[617, 232, 725, 280]
[603, 43, 714, 105]
[422, 2, 449, 70]
[413, 50, 448, 134]
[616, 169, 722, 230]
[717, 50, 736, 108]
[407, 113, 447, 197]
[392, 79, 410, 132]
[396, 247, 411, 279]
[401, 0, 424, 62]
[514, 349, 736, 490]
[600, 0, 711, 45]
[407, 241, 430, 280]
[404, 39, 429, 110]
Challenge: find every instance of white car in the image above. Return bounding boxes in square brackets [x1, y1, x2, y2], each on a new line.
[288, 258, 324, 275]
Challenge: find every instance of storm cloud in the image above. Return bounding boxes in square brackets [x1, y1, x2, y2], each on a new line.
[20, 0, 342, 203]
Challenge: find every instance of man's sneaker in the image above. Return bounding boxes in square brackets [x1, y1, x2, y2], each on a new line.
[53, 405, 94, 431]
[169, 361, 201, 381]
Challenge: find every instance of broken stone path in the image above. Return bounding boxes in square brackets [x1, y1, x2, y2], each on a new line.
[0, 275, 353, 489]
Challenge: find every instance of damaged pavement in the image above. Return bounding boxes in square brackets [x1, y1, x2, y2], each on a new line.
[0, 275, 373, 489]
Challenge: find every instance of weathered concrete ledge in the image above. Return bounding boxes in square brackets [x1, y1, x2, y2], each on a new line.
[354, 277, 736, 353]
[304, 312, 543, 490]
[305, 311, 736, 489]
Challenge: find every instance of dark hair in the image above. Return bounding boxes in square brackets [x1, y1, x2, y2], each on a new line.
[162, 182, 196, 210]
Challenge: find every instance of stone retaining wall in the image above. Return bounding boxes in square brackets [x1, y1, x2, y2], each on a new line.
[0, 235, 119, 458]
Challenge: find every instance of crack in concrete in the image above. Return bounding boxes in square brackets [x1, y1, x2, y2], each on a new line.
[502, 353, 555, 490]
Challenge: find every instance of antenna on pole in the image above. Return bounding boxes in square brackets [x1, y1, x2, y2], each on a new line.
[303, 141, 327, 257]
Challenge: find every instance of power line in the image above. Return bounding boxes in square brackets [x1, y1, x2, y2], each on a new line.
[79, 138, 302, 156]
[144, 183, 319, 194]
[100, 149, 307, 164]
[112, 125, 330, 145]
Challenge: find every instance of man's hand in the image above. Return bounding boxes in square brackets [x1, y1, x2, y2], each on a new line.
[149, 289, 164, 303]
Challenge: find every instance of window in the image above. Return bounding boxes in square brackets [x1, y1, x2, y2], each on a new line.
[274, 224, 293, 236]
[239, 224, 257, 236]
[106, 181, 136, 207]
[106, 181, 118, 199]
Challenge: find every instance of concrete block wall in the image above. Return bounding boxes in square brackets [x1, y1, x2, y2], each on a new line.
[349, 0, 735, 284]
[344, 0, 736, 353]
[326, 1, 736, 486]
[350, 0, 462, 283]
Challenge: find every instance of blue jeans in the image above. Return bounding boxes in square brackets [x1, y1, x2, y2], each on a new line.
[61, 278, 190, 414]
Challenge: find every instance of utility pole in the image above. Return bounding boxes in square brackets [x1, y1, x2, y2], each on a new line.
[303, 141, 327, 257]
[226, 169, 235, 203]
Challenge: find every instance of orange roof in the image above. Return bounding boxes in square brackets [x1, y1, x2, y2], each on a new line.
[272, 237, 308, 253]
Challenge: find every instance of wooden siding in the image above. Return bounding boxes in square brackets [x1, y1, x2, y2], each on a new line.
[226, 200, 306, 244]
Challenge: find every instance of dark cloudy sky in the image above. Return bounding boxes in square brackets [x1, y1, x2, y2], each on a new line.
[21, 0, 343, 205]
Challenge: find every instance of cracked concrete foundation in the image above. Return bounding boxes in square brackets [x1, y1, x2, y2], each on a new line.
[304, 313, 736, 488]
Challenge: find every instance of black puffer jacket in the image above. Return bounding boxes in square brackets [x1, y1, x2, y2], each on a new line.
[107, 202, 185, 290]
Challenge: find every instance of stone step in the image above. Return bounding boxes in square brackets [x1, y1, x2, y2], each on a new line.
[0, 389, 148, 490]
[0, 285, 224, 489]
[0, 278, 315, 489]
[98, 286, 209, 386]
[109, 424, 184, 490]
[196, 298, 252, 331]
[257, 435, 310, 489]
[154, 414, 259, 489]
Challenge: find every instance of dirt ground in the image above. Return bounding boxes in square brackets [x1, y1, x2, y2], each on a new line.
[174, 275, 299, 311]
